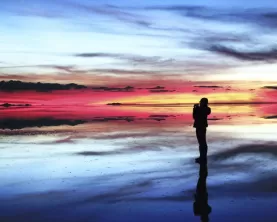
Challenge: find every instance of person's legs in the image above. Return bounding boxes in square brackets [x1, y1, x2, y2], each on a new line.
[198, 128, 207, 160]
[196, 128, 201, 160]
[195, 128, 201, 163]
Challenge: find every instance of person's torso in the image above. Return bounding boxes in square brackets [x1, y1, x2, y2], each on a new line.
[193, 107, 210, 128]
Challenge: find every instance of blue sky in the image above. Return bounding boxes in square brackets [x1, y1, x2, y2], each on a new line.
[0, 0, 277, 83]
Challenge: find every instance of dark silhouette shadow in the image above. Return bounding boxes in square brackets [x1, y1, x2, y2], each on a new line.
[193, 98, 211, 163]
[193, 162, 212, 221]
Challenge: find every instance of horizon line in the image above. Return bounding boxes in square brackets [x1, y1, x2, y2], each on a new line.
[106, 102, 277, 106]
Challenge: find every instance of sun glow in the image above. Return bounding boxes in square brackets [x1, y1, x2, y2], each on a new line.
[101, 92, 255, 105]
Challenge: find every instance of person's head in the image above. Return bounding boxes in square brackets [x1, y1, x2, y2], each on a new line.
[200, 98, 208, 107]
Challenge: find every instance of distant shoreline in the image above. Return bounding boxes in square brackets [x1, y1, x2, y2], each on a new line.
[0, 103, 32, 107]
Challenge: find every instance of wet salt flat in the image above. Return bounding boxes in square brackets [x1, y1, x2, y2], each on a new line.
[0, 104, 277, 222]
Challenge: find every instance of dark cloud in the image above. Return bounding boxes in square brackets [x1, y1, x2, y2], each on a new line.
[77, 151, 117, 156]
[0, 103, 31, 108]
[210, 143, 277, 161]
[0, 118, 86, 130]
[148, 115, 172, 118]
[147, 115, 176, 121]
[77, 180, 154, 204]
[142, 86, 176, 92]
[205, 44, 277, 62]
[75, 53, 110, 58]
[52, 65, 76, 73]
[141, 6, 277, 64]
[0, 80, 86, 91]
[263, 115, 277, 119]
[146, 6, 277, 29]
[0, 65, 79, 73]
[91, 85, 135, 92]
[91, 132, 154, 140]
[15, 190, 70, 200]
[90, 116, 135, 122]
[74, 52, 174, 66]
[181, 24, 277, 62]
[75, 52, 235, 74]
[195, 33, 251, 44]
[61, 1, 152, 28]
[263, 86, 277, 90]
[1, 57, 237, 79]
[149, 89, 176, 93]
[146, 86, 165, 89]
[3, 0, 153, 28]
[193, 85, 223, 88]
[182, 27, 277, 62]
[146, 5, 204, 11]
[75, 144, 161, 157]
[51, 137, 76, 144]
[88, 68, 164, 75]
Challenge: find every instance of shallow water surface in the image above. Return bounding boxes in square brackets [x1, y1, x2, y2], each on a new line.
[0, 104, 277, 222]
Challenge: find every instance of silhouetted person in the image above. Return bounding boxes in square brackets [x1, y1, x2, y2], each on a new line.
[193, 162, 212, 222]
[193, 98, 211, 163]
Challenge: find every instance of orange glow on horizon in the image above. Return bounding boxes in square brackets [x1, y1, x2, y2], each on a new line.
[98, 92, 256, 105]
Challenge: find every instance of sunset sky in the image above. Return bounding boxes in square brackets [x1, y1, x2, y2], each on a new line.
[0, 0, 277, 105]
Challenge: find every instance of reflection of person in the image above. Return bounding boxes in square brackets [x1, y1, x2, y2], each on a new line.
[193, 98, 211, 163]
[193, 162, 212, 222]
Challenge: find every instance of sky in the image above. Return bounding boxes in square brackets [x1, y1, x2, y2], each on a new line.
[0, 0, 277, 105]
